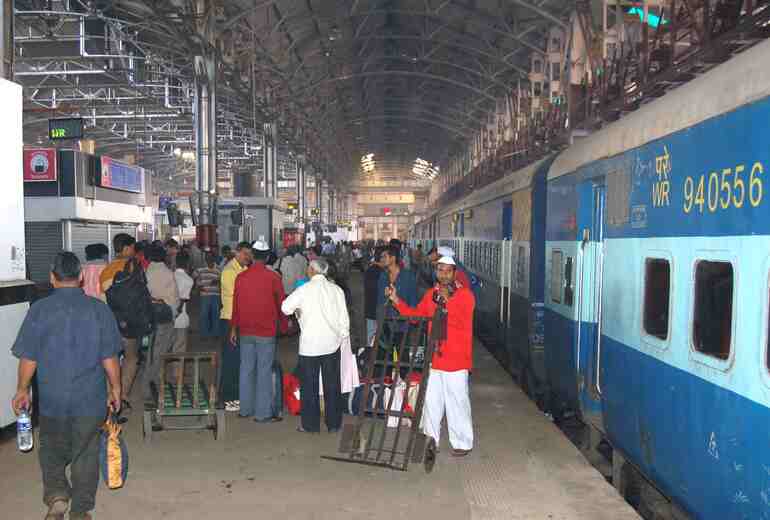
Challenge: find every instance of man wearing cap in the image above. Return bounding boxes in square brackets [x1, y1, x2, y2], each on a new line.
[386, 255, 475, 457]
[431, 246, 472, 288]
[230, 241, 288, 422]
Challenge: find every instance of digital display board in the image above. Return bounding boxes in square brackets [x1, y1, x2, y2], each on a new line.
[98, 156, 144, 194]
[48, 118, 84, 140]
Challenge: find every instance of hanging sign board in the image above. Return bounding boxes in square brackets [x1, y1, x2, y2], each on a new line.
[48, 118, 84, 140]
[99, 156, 144, 193]
[23, 148, 57, 182]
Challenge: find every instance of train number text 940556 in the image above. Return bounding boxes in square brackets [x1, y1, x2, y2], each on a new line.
[683, 163, 763, 214]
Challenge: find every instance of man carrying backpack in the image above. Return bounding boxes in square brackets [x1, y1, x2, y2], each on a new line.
[101, 233, 144, 412]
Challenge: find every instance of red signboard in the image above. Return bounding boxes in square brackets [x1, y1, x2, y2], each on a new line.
[23, 148, 57, 182]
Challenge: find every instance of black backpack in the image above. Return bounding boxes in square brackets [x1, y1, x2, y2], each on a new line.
[106, 259, 155, 339]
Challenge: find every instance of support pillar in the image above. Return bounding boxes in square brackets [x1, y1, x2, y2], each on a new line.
[191, 52, 218, 250]
[317, 176, 323, 225]
[329, 189, 335, 226]
[263, 123, 277, 200]
[297, 159, 306, 230]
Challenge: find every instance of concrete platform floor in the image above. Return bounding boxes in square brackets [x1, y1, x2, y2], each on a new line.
[0, 272, 639, 520]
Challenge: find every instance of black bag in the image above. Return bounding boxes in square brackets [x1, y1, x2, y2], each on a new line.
[272, 360, 284, 418]
[106, 259, 155, 339]
[152, 302, 173, 324]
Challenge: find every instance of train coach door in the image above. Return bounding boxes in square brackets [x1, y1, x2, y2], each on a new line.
[578, 184, 606, 426]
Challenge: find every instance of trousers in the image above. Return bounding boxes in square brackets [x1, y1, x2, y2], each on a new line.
[422, 369, 474, 450]
[239, 336, 276, 420]
[199, 295, 223, 337]
[38, 415, 103, 514]
[219, 320, 240, 402]
[143, 323, 176, 402]
[298, 349, 342, 432]
[120, 337, 138, 401]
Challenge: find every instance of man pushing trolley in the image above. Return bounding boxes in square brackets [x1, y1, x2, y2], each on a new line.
[385, 255, 475, 457]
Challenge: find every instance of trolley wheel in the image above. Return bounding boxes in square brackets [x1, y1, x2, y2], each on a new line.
[424, 438, 437, 474]
[142, 411, 153, 444]
[214, 409, 226, 441]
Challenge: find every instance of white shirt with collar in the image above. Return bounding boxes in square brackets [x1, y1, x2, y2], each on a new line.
[281, 274, 350, 357]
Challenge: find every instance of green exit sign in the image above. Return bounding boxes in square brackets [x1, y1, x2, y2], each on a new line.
[48, 118, 84, 140]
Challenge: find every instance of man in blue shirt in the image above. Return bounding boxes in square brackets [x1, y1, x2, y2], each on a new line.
[376, 246, 419, 365]
[12, 252, 122, 520]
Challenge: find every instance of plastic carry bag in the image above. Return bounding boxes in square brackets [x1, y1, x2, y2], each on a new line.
[99, 413, 128, 489]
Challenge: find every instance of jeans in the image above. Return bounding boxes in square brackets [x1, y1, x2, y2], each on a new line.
[239, 336, 276, 420]
[39, 415, 103, 515]
[219, 321, 240, 402]
[199, 295, 223, 337]
[298, 349, 342, 432]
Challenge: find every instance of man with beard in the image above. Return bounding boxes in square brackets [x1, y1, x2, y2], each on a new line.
[385, 256, 475, 457]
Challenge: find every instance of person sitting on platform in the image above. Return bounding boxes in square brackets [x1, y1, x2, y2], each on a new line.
[281, 258, 349, 433]
[385, 255, 475, 457]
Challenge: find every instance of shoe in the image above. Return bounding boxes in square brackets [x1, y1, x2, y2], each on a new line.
[296, 426, 319, 433]
[255, 416, 283, 423]
[44, 497, 68, 520]
[121, 399, 132, 413]
[224, 401, 239, 412]
[450, 448, 472, 457]
[231, 400, 240, 412]
[327, 428, 340, 434]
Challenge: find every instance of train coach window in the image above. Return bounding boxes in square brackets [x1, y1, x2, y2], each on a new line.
[551, 250, 563, 303]
[564, 257, 574, 307]
[693, 261, 734, 360]
[643, 259, 671, 340]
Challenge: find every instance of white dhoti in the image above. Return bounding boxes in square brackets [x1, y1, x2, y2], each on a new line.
[422, 369, 474, 450]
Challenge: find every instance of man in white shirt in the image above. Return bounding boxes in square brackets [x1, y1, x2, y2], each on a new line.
[281, 258, 349, 433]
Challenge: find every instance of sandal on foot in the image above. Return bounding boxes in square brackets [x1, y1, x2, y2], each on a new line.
[44, 497, 68, 520]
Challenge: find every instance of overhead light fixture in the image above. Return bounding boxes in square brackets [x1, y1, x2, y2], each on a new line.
[412, 157, 439, 180]
[360, 153, 376, 174]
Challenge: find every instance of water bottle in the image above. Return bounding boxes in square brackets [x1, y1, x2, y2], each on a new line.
[17, 409, 33, 452]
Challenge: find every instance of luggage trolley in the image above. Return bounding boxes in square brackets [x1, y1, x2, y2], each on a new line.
[325, 315, 439, 473]
[142, 351, 226, 443]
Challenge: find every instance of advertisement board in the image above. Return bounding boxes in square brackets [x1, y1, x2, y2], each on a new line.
[23, 148, 57, 182]
[99, 156, 144, 193]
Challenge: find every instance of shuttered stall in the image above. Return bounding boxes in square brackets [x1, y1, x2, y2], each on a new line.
[69, 221, 109, 263]
[24, 222, 63, 283]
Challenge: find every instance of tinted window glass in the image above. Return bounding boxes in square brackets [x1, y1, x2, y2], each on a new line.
[693, 261, 733, 360]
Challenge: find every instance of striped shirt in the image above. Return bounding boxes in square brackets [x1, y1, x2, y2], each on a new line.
[194, 267, 221, 296]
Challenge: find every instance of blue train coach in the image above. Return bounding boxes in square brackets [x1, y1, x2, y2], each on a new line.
[544, 36, 770, 519]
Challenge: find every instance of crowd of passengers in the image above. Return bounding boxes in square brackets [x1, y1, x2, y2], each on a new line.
[9, 234, 477, 520]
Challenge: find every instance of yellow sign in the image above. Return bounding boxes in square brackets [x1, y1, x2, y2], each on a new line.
[358, 192, 415, 204]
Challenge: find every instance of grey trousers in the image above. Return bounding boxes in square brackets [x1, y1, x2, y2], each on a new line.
[143, 322, 176, 402]
[38, 415, 104, 514]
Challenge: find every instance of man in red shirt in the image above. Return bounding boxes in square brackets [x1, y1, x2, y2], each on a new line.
[386, 256, 475, 457]
[230, 241, 288, 423]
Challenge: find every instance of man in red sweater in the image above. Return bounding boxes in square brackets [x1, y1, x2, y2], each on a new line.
[230, 241, 288, 423]
[386, 256, 475, 457]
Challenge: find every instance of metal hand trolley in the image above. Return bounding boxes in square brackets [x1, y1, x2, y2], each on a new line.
[143, 350, 226, 443]
[324, 314, 439, 473]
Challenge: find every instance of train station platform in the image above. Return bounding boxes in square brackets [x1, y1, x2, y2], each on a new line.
[0, 273, 638, 520]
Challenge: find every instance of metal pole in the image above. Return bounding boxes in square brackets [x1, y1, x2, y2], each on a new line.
[263, 123, 277, 199]
[297, 159, 305, 229]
